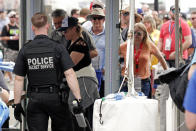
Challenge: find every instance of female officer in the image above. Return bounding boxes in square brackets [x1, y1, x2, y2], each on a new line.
[59, 16, 99, 131]
[120, 23, 168, 98]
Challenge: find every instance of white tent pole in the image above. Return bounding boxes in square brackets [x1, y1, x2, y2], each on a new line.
[127, 0, 135, 95]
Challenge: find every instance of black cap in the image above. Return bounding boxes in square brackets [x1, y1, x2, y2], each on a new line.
[58, 17, 78, 31]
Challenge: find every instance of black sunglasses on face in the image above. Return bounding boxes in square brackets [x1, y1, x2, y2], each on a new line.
[123, 12, 129, 17]
[92, 17, 104, 20]
[10, 16, 16, 18]
[192, 17, 196, 20]
[92, 5, 103, 9]
[171, 8, 180, 14]
[134, 31, 142, 36]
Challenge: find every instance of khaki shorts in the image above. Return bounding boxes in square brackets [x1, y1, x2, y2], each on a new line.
[4, 48, 18, 62]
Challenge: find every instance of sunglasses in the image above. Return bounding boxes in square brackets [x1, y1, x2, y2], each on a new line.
[123, 12, 129, 17]
[92, 5, 103, 9]
[171, 8, 180, 14]
[92, 17, 104, 20]
[10, 16, 16, 18]
[192, 17, 196, 20]
[134, 31, 143, 36]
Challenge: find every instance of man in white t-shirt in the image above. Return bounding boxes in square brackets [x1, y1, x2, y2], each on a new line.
[82, 0, 105, 30]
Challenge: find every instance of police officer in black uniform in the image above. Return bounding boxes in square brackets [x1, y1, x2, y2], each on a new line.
[13, 12, 82, 131]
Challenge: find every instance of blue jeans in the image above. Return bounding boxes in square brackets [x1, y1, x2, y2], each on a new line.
[141, 78, 151, 98]
[120, 76, 151, 98]
[120, 76, 128, 92]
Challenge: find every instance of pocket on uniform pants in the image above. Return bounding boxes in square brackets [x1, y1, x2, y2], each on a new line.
[27, 97, 40, 113]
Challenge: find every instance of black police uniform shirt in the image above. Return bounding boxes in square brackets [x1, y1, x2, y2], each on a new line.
[67, 37, 91, 71]
[1, 24, 19, 51]
[13, 35, 74, 86]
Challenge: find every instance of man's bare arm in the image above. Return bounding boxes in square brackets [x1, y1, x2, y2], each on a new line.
[64, 68, 81, 100]
[169, 35, 192, 60]
[0, 36, 19, 41]
[14, 75, 24, 104]
[182, 35, 192, 51]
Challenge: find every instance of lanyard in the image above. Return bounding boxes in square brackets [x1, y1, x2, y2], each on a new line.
[169, 20, 175, 36]
[134, 43, 143, 72]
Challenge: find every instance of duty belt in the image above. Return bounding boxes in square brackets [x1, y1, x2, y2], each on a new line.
[28, 86, 60, 93]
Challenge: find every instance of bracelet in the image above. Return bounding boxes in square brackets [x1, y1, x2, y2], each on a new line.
[10, 36, 13, 40]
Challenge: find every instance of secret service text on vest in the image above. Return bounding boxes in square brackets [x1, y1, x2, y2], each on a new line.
[27, 57, 54, 70]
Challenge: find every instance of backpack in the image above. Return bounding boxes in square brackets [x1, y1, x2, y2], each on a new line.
[158, 63, 191, 112]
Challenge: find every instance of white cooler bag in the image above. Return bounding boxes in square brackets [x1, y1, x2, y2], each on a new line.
[93, 93, 159, 131]
[166, 94, 176, 131]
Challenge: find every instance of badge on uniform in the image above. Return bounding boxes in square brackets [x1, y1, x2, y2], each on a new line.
[165, 37, 172, 51]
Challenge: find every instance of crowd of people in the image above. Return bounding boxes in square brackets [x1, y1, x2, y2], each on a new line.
[0, 0, 196, 130]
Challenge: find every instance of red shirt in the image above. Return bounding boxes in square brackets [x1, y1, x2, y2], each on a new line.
[160, 18, 191, 60]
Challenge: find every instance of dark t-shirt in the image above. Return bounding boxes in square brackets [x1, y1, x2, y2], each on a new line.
[13, 35, 74, 84]
[1, 24, 19, 50]
[68, 37, 91, 71]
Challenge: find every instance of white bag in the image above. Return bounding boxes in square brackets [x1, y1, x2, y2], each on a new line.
[166, 95, 176, 131]
[93, 95, 159, 131]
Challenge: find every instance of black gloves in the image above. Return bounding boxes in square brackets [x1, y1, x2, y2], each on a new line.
[72, 99, 83, 114]
[13, 103, 25, 122]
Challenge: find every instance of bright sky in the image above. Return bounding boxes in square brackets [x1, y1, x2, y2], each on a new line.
[45, 0, 196, 14]
[165, 0, 196, 12]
